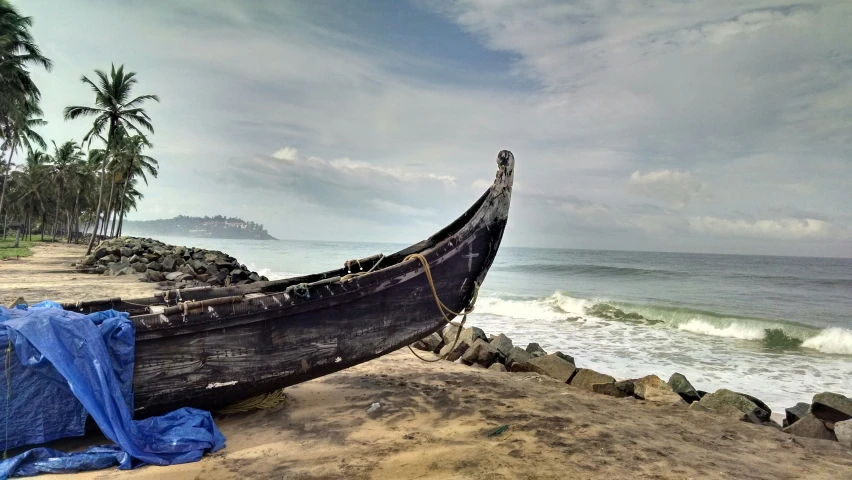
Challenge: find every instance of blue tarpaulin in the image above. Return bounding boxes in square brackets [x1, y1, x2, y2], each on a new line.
[0, 302, 225, 478]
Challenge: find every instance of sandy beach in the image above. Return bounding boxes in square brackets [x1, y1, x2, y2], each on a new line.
[1, 244, 850, 479]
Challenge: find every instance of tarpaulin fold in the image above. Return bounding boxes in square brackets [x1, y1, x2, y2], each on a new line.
[0, 302, 224, 478]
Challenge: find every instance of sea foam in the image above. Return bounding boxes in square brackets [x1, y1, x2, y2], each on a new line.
[802, 327, 852, 355]
[676, 319, 766, 340]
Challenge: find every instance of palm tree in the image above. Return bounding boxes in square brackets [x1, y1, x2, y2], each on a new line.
[113, 133, 157, 236]
[63, 64, 158, 253]
[0, 99, 46, 223]
[0, 1, 51, 221]
[12, 149, 47, 240]
[0, 0, 52, 115]
[48, 140, 83, 240]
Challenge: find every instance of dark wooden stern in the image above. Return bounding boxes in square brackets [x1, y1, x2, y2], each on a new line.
[72, 151, 515, 417]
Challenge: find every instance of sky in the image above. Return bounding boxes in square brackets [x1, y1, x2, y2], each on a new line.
[15, 0, 852, 257]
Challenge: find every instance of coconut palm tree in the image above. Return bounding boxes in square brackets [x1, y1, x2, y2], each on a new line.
[63, 64, 158, 253]
[0, 0, 52, 115]
[12, 149, 47, 240]
[112, 133, 157, 236]
[48, 140, 83, 240]
[0, 99, 46, 224]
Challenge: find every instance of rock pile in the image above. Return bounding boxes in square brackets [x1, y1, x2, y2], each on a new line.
[412, 325, 852, 447]
[74, 237, 269, 289]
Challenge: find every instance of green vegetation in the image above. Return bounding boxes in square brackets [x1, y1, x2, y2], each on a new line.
[0, 234, 60, 260]
[1, 1, 160, 252]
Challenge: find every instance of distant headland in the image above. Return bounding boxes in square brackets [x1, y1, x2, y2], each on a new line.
[122, 215, 277, 240]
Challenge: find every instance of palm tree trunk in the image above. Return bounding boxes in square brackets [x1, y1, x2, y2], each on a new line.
[103, 174, 118, 238]
[52, 184, 62, 242]
[40, 212, 46, 241]
[86, 123, 116, 254]
[116, 159, 134, 239]
[0, 141, 18, 222]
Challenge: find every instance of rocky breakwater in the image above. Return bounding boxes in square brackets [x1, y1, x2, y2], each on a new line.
[412, 325, 852, 450]
[74, 237, 269, 290]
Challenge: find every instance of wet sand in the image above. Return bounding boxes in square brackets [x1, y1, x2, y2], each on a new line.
[1, 245, 849, 479]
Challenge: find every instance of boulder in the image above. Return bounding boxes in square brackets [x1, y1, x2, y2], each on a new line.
[165, 271, 186, 281]
[230, 268, 248, 281]
[738, 393, 771, 419]
[146, 261, 163, 272]
[442, 324, 462, 345]
[419, 333, 444, 353]
[107, 261, 130, 275]
[785, 403, 810, 427]
[698, 389, 769, 423]
[128, 254, 145, 264]
[120, 247, 132, 257]
[592, 380, 635, 398]
[505, 346, 531, 369]
[116, 266, 135, 276]
[174, 246, 187, 256]
[570, 369, 615, 392]
[781, 413, 837, 441]
[460, 339, 500, 367]
[196, 273, 211, 282]
[458, 327, 487, 347]
[145, 269, 165, 282]
[668, 373, 701, 403]
[508, 362, 531, 373]
[489, 333, 513, 356]
[179, 264, 197, 276]
[93, 247, 109, 260]
[161, 255, 177, 271]
[488, 363, 508, 373]
[811, 392, 852, 423]
[248, 272, 261, 282]
[526, 354, 576, 383]
[554, 351, 575, 365]
[526, 343, 547, 358]
[633, 375, 685, 405]
[411, 340, 431, 351]
[131, 262, 147, 273]
[80, 255, 96, 266]
[438, 342, 468, 362]
[835, 419, 852, 448]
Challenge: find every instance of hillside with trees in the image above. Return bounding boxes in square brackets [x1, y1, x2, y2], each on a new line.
[122, 215, 276, 240]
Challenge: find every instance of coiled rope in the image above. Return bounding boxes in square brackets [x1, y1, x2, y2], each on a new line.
[403, 253, 479, 363]
[214, 388, 287, 414]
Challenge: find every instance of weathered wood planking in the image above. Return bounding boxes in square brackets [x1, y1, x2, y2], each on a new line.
[74, 151, 515, 417]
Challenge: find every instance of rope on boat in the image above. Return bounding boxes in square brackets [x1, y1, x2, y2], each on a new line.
[214, 387, 287, 414]
[403, 253, 480, 363]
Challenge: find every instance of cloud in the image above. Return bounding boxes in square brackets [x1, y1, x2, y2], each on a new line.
[688, 217, 830, 239]
[628, 170, 706, 207]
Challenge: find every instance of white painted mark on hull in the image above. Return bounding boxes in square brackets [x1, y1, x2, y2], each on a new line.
[462, 242, 479, 272]
[206, 381, 238, 389]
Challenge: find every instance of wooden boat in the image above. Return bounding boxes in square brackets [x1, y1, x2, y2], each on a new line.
[66, 150, 515, 417]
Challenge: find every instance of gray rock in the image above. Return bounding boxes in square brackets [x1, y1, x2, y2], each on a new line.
[116, 266, 135, 276]
[698, 389, 769, 423]
[785, 403, 810, 427]
[146, 261, 163, 272]
[107, 261, 130, 275]
[128, 254, 144, 264]
[179, 264, 197, 276]
[505, 346, 531, 369]
[419, 333, 444, 353]
[458, 327, 487, 347]
[570, 369, 615, 391]
[120, 247, 132, 257]
[811, 392, 852, 423]
[230, 268, 248, 281]
[248, 272, 261, 282]
[174, 246, 187, 256]
[835, 419, 852, 448]
[441, 324, 462, 346]
[438, 342, 468, 362]
[460, 339, 500, 367]
[554, 351, 575, 365]
[161, 255, 177, 271]
[526, 354, 576, 383]
[93, 247, 109, 260]
[145, 269, 165, 282]
[738, 393, 771, 418]
[668, 373, 701, 403]
[592, 380, 635, 398]
[488, 363, 508, 373]
[80, 254, 96, 266]
[525, 343, 547, 358]
[489, 333, 513, 356]
[411, 340, 431, 351]
[131, 262, 147, 273]
[165, 271, 185, 281]
[782, 413, 837, 441]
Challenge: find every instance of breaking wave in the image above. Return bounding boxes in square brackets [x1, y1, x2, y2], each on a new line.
[477, 291, 852, 356]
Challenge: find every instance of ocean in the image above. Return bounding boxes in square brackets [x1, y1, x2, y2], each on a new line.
[149, 236, 852, 412]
